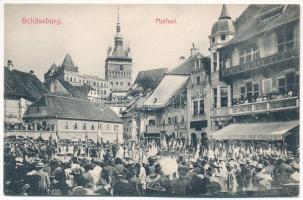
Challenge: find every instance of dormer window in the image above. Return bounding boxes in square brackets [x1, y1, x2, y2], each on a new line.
[256, 5, 285, 22]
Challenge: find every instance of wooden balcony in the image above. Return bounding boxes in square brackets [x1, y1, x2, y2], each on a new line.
[212, 107, 232, 117]
[222, 48, 299, 78]
[212, 96, 299, 117]
[232, 96, 299, 116]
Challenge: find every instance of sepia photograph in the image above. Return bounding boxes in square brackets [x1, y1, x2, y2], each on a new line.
[2, 2, 300, 197]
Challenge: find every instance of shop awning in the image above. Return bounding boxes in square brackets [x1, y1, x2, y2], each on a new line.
[210, 120, 299, 141]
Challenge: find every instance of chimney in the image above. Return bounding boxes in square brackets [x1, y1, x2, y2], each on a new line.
[179, 56, 185, 64]
[7, 60, 13, 71]
[29, 70, 34, 74]
[190, 43, 198, 56]
[179, 56, 185, 61]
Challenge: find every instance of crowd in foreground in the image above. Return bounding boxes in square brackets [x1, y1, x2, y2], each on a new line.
[4, 136, 299, 196]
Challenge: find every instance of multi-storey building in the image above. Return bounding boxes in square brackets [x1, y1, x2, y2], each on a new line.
[44, 54, 110, 100]
[122, 67, 168, 141]
[105, 9, 132, 92]
[23, 95, 123, 143]
[210, 5, 299, 144]
[137, 46, 211, 145]
[209, 5, 235, 131]
[4, 60, 49, 124]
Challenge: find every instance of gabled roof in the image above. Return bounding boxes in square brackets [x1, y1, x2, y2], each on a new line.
[4, 67, 49, 101]
[133, 67, 168, 90]
[23, 95, 122, 123]
[74, 85, 95, 97]
[141, 74, 189, 109]
[55, 79, 95, 99]
[169, 53, 210, 75]
[61, 54, 78, 72]
[56, 79, 86, 99]
[222, 4, 299, 48]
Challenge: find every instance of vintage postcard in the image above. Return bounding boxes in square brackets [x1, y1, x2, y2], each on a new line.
[2, 2, 301, 198]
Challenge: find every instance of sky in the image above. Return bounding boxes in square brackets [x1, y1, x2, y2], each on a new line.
[4, 4, 248, 82]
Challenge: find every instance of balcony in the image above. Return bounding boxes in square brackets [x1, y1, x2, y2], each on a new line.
[222, 48, 299, 78]
[212, 107, 232, 117]
[212, 96, 299, 117]
[232, 96, 299, 116]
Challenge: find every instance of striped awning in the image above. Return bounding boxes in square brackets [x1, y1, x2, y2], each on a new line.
[210, 121, 299, 141]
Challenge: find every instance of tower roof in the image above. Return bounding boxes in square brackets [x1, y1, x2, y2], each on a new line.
[109, 6, 130, 59]
[61, 54, 78, 72]
[210, 4, 235, 36]
[219, 4, 231, 19]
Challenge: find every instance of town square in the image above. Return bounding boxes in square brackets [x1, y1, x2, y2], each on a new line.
[3, 4, 300, 197]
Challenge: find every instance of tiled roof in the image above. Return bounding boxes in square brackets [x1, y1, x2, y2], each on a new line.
[56, 79, 86, 99]
[4, 67, 49, 101]
[222, 4, 299, 48]
[122, 91, 152, 117]
[133, 67, 168, 90]
[24, 95, 122, 123]
[169, 53, 210, 75]
[141, 74, 189, 108]
[74, 85, 95, 97]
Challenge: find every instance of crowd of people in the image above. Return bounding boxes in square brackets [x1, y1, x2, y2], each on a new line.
[4, 121, 55, 131]
[232, 90, 298, 106]
[4, 136, 299, 197]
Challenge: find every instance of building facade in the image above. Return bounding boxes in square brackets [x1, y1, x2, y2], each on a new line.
[138, 73, 189, 143]
[23, 95, 123, 143]
[4, 60, 50, 124]
[104, 10, 132, 92]
[210, 5, 299, 143]
[44, 54, 110, 100]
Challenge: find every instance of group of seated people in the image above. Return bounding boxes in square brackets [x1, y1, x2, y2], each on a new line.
[5, 122, 55, 131]
[233, 90, 298, 106]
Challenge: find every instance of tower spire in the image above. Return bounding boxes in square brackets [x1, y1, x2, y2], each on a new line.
[116, 6, 121, 35]
[219, 4, 231, 19]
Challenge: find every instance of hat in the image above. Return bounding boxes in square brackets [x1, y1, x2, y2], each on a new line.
[146, 173, 161, 183]
[239, 160, 246, 165]
[203, 164, 210, 170]
[147, 182, 166, 192]
[290, 162, 299, 169]
[36, 162, 45, 169]
[15, 157, 23, 165]
[255, 163, 263, 169]
[212, 162, 220, 168]
[33, 158, 42, 163]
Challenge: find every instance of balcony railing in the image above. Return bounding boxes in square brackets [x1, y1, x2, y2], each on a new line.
[212, 107, 232, 117]
[212, 96, 299, 117]
[232, 96, 299, 116]
[222, 48, 299, 77]
[146, 123, 186, 133]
